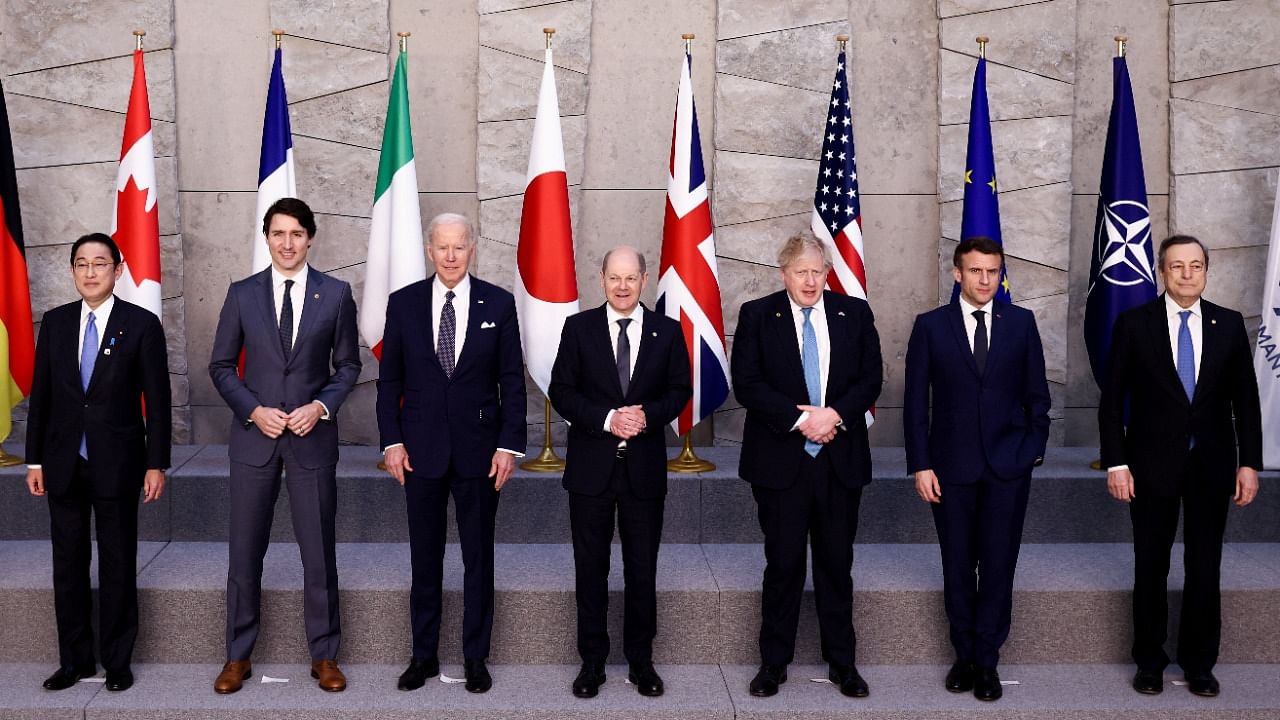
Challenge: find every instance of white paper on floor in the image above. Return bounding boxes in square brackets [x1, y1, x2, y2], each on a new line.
[440, 674, 466, 684]
[261, 676, 289, 683]
[1001, 680, 1020, 685]
[1172, 680, 1188, 686]
[79, 677, 105, 683]
[808, 677, 832, 683]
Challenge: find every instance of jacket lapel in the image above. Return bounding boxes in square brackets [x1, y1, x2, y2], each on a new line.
[453, 276, 483, 374]
[946, 302, 980, 377]
[1149, 296, 1189, 406]
[1192, 302, 1225, 407]
[288, 267, 326, 364]
[255, 269, 286, 365]
[770, 293, 807, 395]
[627, 305, 662, 399]
[591, 305, 626, 400]
[85, 302, 126, 399]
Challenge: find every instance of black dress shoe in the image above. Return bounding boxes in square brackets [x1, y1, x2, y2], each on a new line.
[42, 665, 96, 691]
[1132, 668, 1163, 695]
[572, 662, 606, 698]
[628, 662, 664, 697]
[104, 668, 134, 692]
[829, 664, 869, 698]
[1186, 671, 1219, 697]
[945, 660, 976, 693]
[974, 667, 1002, 701]
[464, 659, 492, 694]
[748, 664, 787, 697]
[397, 657, 439, 691]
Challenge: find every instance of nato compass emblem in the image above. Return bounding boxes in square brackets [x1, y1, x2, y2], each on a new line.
[1091, 199, 1155, 292]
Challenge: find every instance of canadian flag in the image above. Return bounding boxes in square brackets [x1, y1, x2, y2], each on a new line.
[515, 46, 578, 395]
[111, 47, 161, 318]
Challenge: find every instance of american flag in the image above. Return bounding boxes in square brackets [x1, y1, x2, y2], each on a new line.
[657, 50, 730, 437]
[811, 47, 873, 426]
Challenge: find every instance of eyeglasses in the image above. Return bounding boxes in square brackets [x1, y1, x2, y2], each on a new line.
[73, 260, 115, 274]
[1164, 262, 1206, 275]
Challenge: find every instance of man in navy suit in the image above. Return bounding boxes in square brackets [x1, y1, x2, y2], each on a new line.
[208, 198, 361, 694]
[376, 213, 526, 694]
[549, 246, 690, 699]
[26, 233, 171, 693]
[732, 232, 883, 699]
[1100, 235, 1261, 698]
[904, 236, 1050, 701]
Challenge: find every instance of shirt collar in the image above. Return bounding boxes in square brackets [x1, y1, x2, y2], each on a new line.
[434, 273, 471, 300]
[606, 302, 644, 326]
[786, 294, 825, 318]
[958, 295, 993, 317]
[1164, 293, 1202, 319]
[272, 263, 310, 289]
[81, 294, 116, 321]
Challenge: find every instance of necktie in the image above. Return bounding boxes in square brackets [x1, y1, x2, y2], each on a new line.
[616, 318, 632, 396]
[1177, 310, 1195, 401]
[972, 309, 988, 375]
[279, 279, 294, 359]
[438, 290, 457, 378]
[801, 307, 821, 458]
[79, 311, 97, 459]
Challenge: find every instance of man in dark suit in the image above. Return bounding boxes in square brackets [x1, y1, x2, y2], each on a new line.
[549, 245, 690, 699]
[376, 213, 526, 694]
[732, 232, 883, 699]
[208, 197, 361, 694]
[904, 236, 1050, 702]
[1099, 234, 1261, 698]
[25, 233, 171, 693]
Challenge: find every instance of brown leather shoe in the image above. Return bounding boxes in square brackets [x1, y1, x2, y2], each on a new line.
[311, 659, 346, 692]
[214, 660, 251, 694]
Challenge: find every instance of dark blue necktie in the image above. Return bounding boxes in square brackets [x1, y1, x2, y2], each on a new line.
[79, 311, 97, 459]
[438, 290, 456, 378]
[616, 318, 632, 396]
[1177, 310, 1195, 401]
[801, 307, 821, 458]
[279, 279, 294, 359]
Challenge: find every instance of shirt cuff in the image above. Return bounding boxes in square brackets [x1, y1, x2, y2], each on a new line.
[27, 464, 41, 470]
[1107, 464, 1129, 472]
[790, 410, 811, 431]
[314, 400, 331, 421]
[497, 447, 526, 458]
[383, 443, 405, 453]
[604, 409, 616, 433]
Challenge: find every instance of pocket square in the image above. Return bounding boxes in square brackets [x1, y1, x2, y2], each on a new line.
[481, 321, 496, 329]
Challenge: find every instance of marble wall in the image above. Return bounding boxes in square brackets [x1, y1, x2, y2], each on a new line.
[3, 0, 1278, 449]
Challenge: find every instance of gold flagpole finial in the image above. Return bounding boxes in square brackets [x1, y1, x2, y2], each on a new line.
[682, 33, 695, 54]
[836, 34, 849, 53]
[133, 30, 146, 51]
[397, 31, 410, 53]
[272, 30, 285, 50]
[1115, 35, 1128, 58]
[543, 27, 555, 50]
[976, 36, 989, 59]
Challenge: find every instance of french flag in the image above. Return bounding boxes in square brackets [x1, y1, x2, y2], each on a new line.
[252, 43, 296, 272]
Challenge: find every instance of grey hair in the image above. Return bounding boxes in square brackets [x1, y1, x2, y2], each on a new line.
[600, 245, 648, 276]
[426, 212, 475, 245]
[777, 232, 832, 270]
[1157, 234, 1209, 271]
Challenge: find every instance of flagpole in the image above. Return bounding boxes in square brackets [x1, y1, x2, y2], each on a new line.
[134, 29, 145, 51]
[273, 29, 284, 49]
[976, 35, 987, 58]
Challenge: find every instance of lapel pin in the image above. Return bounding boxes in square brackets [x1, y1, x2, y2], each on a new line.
[775, 312, 782, 318]
[109, 337, 116, 347]
[314, 293, 320, 299]
[103, 348, 112, 356]
[1211, 319, 1217, 325]
[838, 311, 846, 316]
[478, 299, 485, 304]
[652, 331, 658, 337]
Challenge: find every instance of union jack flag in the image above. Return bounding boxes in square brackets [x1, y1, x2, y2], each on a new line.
[811, 46, 874, 426]
[656, 50, 729, 437]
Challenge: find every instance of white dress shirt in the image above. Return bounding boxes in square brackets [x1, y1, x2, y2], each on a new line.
[432, 274, 471, 367]
[78, 294, 115, 363]
[957, 295, 994, 354]
[270, 263, 329, 419]
[603, 304, 644, 433]
[788, 296, 831, 430]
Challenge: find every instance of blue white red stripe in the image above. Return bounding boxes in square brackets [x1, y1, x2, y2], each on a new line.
[252, 46, 296, 273]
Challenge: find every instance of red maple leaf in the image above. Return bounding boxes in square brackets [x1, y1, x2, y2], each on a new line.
[112, 175, 161, 287]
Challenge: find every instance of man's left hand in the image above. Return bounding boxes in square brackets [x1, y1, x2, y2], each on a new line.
[1235, 466, 1260, 507]
[286, 401, 325, 437]
[490, 451, 516, 491]
[796, 405, 840, 444]
[142, 469, 166, 504]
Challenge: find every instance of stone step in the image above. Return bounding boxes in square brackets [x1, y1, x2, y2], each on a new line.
[3, 541, 1278, 666]
[2, 662, 1278, 720]
[4, 444, 1277, 545]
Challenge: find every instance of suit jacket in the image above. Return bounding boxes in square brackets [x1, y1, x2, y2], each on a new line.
[904, 299, 1050, 485]
[1099, 295, 1262, 496]
[26, 297, 171, 496]
[208, 266, 361, 469]
[549, 304, 691, 499]
[375, 275, 526, 478]
[733, 290, 883, 490]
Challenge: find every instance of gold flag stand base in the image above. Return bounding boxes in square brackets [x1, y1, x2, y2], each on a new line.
[668, 433, 714, 473]
[521, 398, 565, 472]
[1089, 458, 1103, 471]
[0, 446, 23, 467]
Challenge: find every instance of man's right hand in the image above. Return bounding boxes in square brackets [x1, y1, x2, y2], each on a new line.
[914, 469, 941, 503]
[1107, 467, 1136, 503]
[384, 445, 413, 486]
[249, 406, 290, 439]
[610, 406, 645, 440]
[26, 468, 45, 497]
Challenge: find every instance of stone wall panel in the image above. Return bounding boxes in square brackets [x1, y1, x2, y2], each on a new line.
[477, 115, 586, 201]
[281, 39, 388, 104]
[941, 182, 1073, 269]
[292, 136, 379, 219]
[1170, 0, 1280, 82]
[3, 49, 176, 121]
[717, 0, 847, 39]
[940, 50, 1073, 125]
[1170, 98, 1280, 175]
[712, 152, 815, 226]
[291, 83, 389, 151]
[478, 48, 588, 123]
[939, 116, 1073, 201]
[269, 0, 389, 53]
[940, 0, 1077, 83]
[1170, 168, 1278, 251]
[714, 21, 850, 93]
[715, 213, 810, 267]
[1172, 66, 1280, 119]
[15, 162, 116, 247]
[480, 0, 592, 73]
[713, 74, 826, 160]
[0, 0, 173, 75]
[939, 0, 1045, 16]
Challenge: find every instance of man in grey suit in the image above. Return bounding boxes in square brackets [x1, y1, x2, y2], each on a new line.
[208, 197, 361, 694]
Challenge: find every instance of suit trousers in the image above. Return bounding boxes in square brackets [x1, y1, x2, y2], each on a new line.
[752, 450, 862, 668]
[48, 458, 139, 672]
[568, 455, 665, 665]
[226, 435, 340, 661]
[404, 464, 500, 661]
[1129, 485, 1230, 675]
[931, 471, 1030, 669]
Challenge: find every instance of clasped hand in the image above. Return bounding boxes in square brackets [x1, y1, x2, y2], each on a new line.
[250, 402, 323, 439]
[796, 405, 840, 444]
[610, 405, 647, 440]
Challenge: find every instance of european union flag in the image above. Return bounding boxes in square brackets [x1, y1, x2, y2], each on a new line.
[1083, 55, 1156, 387]
[953, 56, 1010, 303]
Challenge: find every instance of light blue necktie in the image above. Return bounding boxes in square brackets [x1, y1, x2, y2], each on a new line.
[79, 311, 97, 459]
[1176, 310, 1195, 402]
[801, 307, 822, 458]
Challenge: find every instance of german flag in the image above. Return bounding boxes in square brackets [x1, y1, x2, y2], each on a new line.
[0, 79, 34, 444]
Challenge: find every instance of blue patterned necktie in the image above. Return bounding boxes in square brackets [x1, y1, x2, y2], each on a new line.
[1177, 310, 1195, 402]
[79, 311, 97, 459]
[278, 279, 294, 359]
[801, 307, 822, 458]
[438, 290, 456, 378]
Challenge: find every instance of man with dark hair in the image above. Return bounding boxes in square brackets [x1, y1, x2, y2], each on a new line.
[26, 233, 171, 693]
[209, 197, 361, 693]
[732, 232, 883, 699]
[1100, 234, 1261, 698]
[904, 236, 1050, 701]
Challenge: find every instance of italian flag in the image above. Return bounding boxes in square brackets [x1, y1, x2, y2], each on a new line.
[360, 49, 426, 359]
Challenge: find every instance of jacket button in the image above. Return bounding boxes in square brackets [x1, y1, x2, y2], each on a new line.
[283, 369, 290, 376]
